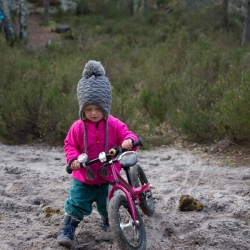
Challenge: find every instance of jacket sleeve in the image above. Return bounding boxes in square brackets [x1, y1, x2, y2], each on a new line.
[64, 120, 84, 164]
[115, 118, 138, 149]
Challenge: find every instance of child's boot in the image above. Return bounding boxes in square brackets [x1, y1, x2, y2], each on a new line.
[57, 215, 80, 248]
[100, 215, 110, 231]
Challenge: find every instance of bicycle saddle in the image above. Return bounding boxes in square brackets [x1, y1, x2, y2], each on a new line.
[119, 151, 138, 168]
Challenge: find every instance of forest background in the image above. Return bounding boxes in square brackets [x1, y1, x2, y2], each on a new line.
[1, 0, 250, 150]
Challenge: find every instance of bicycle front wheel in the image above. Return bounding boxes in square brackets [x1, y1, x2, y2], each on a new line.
[131, 164, 154, 216]
[108, 194, 146, 250]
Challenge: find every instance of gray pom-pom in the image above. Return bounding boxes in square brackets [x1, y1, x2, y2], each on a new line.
[83, 60, 105, 78]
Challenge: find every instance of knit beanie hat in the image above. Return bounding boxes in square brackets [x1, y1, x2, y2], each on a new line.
[77, 60, 112, 180]
[77, 60, 112, 120]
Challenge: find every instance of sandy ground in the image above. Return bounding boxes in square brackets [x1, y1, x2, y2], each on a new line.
[1, 142, 250, 250]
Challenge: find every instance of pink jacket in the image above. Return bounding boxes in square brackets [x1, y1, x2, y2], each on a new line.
[64, 115, 138, 185]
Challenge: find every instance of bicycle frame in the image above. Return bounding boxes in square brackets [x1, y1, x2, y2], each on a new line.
[107, 162, 151, 227]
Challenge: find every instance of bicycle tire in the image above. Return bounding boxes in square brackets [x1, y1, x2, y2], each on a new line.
[108, 194, 146, 250]
[131, 164, 154, 216]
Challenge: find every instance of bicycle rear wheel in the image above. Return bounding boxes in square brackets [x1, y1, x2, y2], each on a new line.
[131, 164, 154, 216]
[108, 194, 146, 250]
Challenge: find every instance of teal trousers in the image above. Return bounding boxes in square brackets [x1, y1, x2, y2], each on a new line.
[64, 178, 109, 220]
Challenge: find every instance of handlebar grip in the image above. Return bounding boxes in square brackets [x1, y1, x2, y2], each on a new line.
[109, 138, 143, 155]
[120, 138, 143, 153]
[66, 165, 73, 174]
[66, 162, 85, 174]
[132, 137, 143, 148]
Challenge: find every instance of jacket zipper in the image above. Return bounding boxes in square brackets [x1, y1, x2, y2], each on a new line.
[95, 122, 100, 144]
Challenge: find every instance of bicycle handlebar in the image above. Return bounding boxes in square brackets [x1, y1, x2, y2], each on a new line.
[66, 138, 143, 174]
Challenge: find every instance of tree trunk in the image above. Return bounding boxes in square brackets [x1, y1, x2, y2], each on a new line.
[128, 0, 133, 16]
[222, 0, 228, 29]
[134, 0, 141, 13]
[241, 0, 250, 46]
[44, 0, 50, 25]
[9, 0, 16, 11]
[144, 0, 148, 14]
[19, 0, 29, 44]
[0, 0, 17, 45]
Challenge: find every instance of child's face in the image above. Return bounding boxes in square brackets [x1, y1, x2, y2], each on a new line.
[84, 105, 104, 122]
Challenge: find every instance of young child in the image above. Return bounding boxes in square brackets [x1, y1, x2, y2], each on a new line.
[57, 60, 138, 248]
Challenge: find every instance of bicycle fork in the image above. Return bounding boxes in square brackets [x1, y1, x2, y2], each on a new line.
[109, 182, 140, 226]
[108, 179, 150, 226]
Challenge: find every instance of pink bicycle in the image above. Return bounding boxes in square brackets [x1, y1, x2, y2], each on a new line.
[66, 138, 154, 250]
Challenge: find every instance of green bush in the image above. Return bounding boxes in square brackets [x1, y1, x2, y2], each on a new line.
[0, 38, 80, 144]
[216, 72, 250, 141]
[2, 2, 250, 146]
[76, 0, 120, 16]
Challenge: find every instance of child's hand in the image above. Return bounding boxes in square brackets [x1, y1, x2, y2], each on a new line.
[71, 160, 81, 170]
[121, 139, 133, 150]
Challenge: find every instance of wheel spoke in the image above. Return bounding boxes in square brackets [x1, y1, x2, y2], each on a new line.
[122, 226, 140, 246]
[109, 195, 146, 249]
